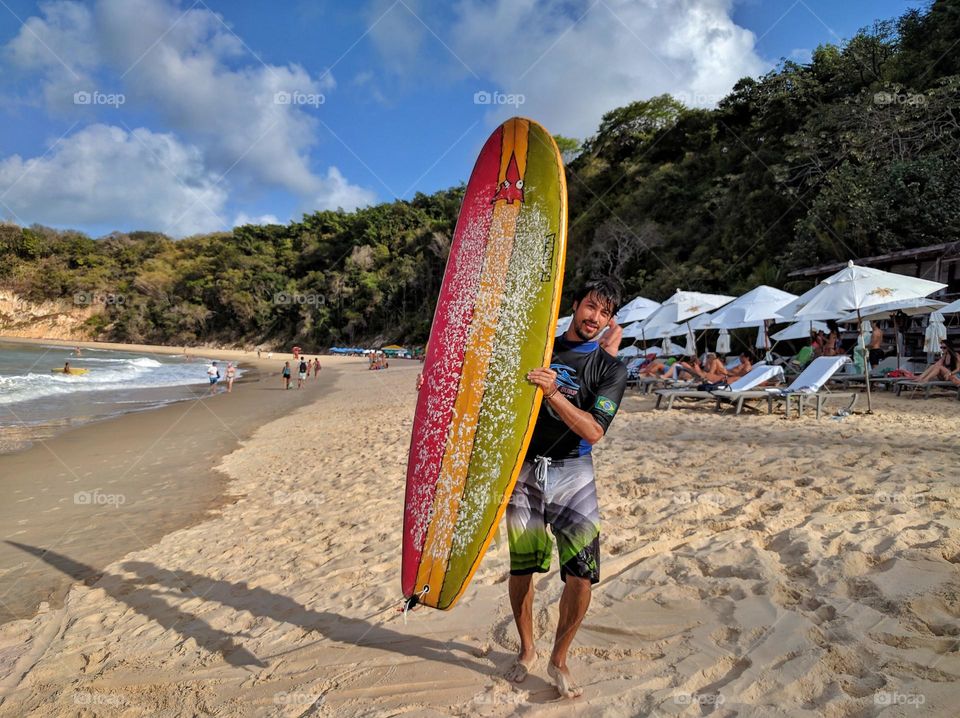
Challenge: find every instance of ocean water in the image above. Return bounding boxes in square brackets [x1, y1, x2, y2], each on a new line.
[0, 342, 239, 453]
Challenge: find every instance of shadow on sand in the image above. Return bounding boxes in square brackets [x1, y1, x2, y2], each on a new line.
[6, 541, 502, 677]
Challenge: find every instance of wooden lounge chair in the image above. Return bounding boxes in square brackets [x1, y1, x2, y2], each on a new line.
[722, 356, 859, 419]
[654, 364, 784, 414]
[894, 380, 960, 400]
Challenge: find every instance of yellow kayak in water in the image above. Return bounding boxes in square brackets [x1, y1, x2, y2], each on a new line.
[51, 368, 89, 375]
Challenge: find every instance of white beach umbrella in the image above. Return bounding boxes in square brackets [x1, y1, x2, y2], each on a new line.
[684, 326, 697, 356]
[924, 311, 947, 353]
[640, 289, 735, 336]
[709, 285, 798, 328]
[715, 329, 731, 355]
[555, 315, 572, 336]
[793, 262, 946, 320]
[615, 296, 660, 324]
[620, 322, 645, 339]
[770, 320, 831, 342]
[938, 298, 960, 315]
[618, 345, 641, 358]
[793, 261, 946, 412]
[775, 284, 845, 322]
[835, 297, 946, 323]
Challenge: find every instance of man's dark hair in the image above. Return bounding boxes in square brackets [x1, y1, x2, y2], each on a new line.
[571, 278, 622, 316]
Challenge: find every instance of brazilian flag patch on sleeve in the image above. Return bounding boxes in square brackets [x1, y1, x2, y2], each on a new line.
[595, 395, 618, 416]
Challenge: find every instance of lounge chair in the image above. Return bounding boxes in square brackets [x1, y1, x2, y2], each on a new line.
[654, 364, 784, 414]
[894, 379, 960, 400]
[722, 356, 859, 419]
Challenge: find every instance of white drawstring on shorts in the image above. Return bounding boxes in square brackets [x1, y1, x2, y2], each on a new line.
[534, 455, 552, 490]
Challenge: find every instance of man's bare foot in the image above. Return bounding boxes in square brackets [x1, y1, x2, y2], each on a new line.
[504, 650, 537, 683]
[547, 661, 582, 698]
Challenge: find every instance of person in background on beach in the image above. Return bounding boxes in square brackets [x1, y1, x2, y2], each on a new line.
[305, 358, 312, 378]
[257, 347, 262, 359]
[313, 357, 321, 379]
[225, 362, 236, 393]
[206, 361, 220, 394]
[297, 358, 308, 388]
[867, 323, 886, 368]
[282, 361, 291, 389]
[914, 340, 960, 385]
[726, 351, 754, 381]
[508, 278, 628, 699]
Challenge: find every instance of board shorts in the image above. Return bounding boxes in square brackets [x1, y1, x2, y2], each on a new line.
[208, 376, 219, 384]
[506, 455, 601, 584]
[298, 372, 306, 379]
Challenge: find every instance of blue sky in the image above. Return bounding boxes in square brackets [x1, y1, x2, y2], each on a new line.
[0, 0, 923, 237]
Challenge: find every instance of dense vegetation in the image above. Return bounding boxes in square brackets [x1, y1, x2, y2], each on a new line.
[1, 1, 957, 349]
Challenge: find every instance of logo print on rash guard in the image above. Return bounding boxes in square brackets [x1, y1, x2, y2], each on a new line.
[551, 364, 580, 392]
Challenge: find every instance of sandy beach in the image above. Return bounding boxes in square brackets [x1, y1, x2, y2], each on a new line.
[0, 354, 958, 716]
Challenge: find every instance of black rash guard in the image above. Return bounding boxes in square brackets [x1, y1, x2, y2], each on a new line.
[525, 337, 628, 461]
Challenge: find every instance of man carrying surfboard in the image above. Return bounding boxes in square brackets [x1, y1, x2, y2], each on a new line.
[507, 277, 627, 699]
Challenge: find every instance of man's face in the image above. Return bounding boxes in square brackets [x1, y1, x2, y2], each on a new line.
[570, 291, 614, 341]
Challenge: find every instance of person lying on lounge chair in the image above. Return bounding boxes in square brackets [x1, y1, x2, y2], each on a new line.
[914, 340, 960, 386]
[725, 352, 754, 381]
[671, 353, 728, 383]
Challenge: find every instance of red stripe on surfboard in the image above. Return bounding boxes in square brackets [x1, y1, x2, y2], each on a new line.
[401, 126, 503, 597]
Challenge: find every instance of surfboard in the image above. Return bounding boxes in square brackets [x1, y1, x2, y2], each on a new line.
[401, 117, 568, 610]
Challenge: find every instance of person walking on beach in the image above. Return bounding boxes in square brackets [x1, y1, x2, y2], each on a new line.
[206, 361, 220, 394]
[297, 358, 308, 389]
[225, 362, 236, 393]
[281, 361, 292, 389]
[506, 277, 627, 700]
[313, 357, 321, 379]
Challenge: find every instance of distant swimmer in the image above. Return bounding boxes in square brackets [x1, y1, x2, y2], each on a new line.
[73, 346, 82, 356]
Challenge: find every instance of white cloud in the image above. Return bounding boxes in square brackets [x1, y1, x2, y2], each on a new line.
[233, 212, 281, 227]
[2, 0, 374, 233]
[0, 124, 227, 236]
[449, 0, 769, 137]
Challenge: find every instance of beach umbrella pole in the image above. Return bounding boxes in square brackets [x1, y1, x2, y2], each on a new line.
[859, 309, 873, 414]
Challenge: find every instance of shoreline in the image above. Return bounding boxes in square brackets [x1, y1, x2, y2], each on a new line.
[0, 338, 347, 626]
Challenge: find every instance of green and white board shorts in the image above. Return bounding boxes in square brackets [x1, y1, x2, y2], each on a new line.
[506, 455, 600, 584]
